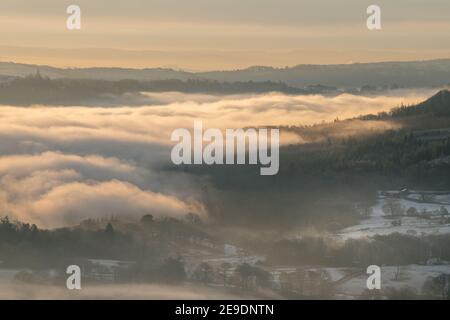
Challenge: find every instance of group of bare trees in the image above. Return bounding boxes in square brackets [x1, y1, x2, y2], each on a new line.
[191, 262, 270, 290]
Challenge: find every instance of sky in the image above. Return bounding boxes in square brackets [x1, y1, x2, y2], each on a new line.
[0, 0, 449, 70]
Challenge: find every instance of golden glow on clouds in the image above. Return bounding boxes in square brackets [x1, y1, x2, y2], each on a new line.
[0, 90, 434, 227]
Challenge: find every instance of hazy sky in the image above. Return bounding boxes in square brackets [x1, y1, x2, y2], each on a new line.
[0, 0, 449, 70]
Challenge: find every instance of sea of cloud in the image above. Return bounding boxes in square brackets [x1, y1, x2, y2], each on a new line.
[0, 90, 434, 227]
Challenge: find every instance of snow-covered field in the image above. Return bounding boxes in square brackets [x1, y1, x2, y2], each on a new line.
[339, 190, 450, 239]
[329, 264, 450, 298]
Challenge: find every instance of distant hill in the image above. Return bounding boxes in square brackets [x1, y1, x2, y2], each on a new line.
[2, 59, 450, 88]
[0, 75, 307, 106]
[198, 59, 450, 88]
[0, 61, 197, 81]
[390, 90, 450, 117]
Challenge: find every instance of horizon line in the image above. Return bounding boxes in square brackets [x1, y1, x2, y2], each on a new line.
[2, 56, 450, 74]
